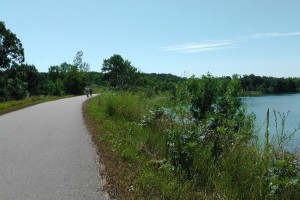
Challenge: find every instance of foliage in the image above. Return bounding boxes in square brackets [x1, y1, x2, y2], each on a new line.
[187, 73, 220, 120]
[0, 21, 24, 69]
[73, 50, 90, 73]
[101, 54, 141, 89]
[63, 65, 85, 95]
[241, 74, 300, 94]
[142, 73, 186, 94]
[167, 74, 254, 172]
[86, 71, 104, 86]
[265, 151, 300, 199]
[86, 73, 300, 199]
[263, 109, 300, 199]
[46, 51, 90, 96]
[100, 91, 143, 122]
[86, 91, 198, 199]
[0, 64, 42, 100]
[47, 79, 65, 96]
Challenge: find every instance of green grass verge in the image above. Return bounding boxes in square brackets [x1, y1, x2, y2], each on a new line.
[83, 90, 300, 199]
[0, 95, 73, 116]
[83, 91, 203, 199]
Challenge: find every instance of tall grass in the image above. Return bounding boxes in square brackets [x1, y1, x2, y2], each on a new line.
[86, 89, 300, 199]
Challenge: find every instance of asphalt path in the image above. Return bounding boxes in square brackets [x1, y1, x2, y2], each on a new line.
[0, 95, 108, 200]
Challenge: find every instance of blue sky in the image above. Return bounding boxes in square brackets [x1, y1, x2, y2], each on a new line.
[2, 0, 300, 77]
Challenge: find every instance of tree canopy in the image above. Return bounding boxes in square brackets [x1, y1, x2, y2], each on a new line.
[73, 51, 90, 73]
[101, 54, 140, 88]
[0, 21, 24, 69]
[0, 64, 41, 100]
[240, 74, 300, 94]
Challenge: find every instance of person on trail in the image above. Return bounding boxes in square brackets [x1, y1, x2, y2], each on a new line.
[89, 87, 93, 97]
[85, 87, 89, 98]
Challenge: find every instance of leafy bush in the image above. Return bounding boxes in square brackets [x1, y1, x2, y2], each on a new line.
[47, 79, 65, 96]
[263, 109, 300, 199]
[86, 75, 300, 199]
[266, 151, 300, 199]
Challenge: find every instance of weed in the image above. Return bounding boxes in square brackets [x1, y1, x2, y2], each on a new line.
[85, 80, 300, 199]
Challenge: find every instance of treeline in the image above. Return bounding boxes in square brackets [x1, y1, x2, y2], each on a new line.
[0, 52, 91, 101]
[0, 53, 185, 101]
[142, 73, 186, 93]
[99, 54, 185, 93]
[2, 20, 300, 102]
[240, 74, 300, 94]
[0, 21, 93, 101]
[2, 61, 300, 102]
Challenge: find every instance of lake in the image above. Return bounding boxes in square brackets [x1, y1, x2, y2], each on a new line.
[242, 93, 300, 150]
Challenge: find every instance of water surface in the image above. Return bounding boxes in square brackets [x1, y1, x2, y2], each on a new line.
[243, 93, 300, 150]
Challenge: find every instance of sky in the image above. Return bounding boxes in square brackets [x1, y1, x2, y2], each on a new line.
[2, 0, 300, 78]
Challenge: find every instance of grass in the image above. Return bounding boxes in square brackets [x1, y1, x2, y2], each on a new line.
[83, 93, 141, 199]
[83, 89, 300, 199]
[0, 95, 73, 116]
[83, 90, 190, 199]
[83, 91, 211, 199]
[244, 90, 264, 96]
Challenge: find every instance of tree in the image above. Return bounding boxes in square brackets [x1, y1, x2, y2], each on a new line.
[1, 64, 40, 100]
[73, 51, 90, 72]
[17, 64, 41, 96]
[73, 51, 90, 86]
[47, 62, 85, 95]
[187, 73, 220, 121]
[101, 54, 139, 88]
[0, 21, 24, 69]
[64, 65, 85, 95]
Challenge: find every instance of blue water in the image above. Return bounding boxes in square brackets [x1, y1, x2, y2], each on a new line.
[243, 94, 300, 150]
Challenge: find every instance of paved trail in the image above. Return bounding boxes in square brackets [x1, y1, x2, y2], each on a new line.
[0, 96, 108, 200]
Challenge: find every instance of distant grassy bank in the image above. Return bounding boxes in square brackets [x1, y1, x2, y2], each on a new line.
[0, 95, 73, 116]
[244, 90, 264, 96]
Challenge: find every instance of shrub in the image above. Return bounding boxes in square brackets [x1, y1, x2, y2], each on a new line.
[100, 91, 143, 122]
[87, 79, 300, 199]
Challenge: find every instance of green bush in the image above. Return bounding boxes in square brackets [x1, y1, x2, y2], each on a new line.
[87, 78, 300, 199]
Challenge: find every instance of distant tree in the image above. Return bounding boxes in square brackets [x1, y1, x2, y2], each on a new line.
[73, 51, 90, 72]
[1, 64, 40, 100]
[73, 51, 90, 86]
[287, 78, 297, 93]
[143, 73, 185, 90]
[101, 54, 139, 88]
[0, 21, 24, 69]
[64, 65, 84, 95]
[240, 74, 300, 94]
[47, 62, 85, 95]
[60, 62, 72, 74]
[48, 65, 61, 81]
[17, 64, 41, 96]
[47, 79, 64, 96]
[86, 71, 104, 86]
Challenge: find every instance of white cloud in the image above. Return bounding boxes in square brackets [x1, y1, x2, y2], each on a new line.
[160, 40, 238, 53]
[161, 31, 300, 53]
[247, 31, 300, 39]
